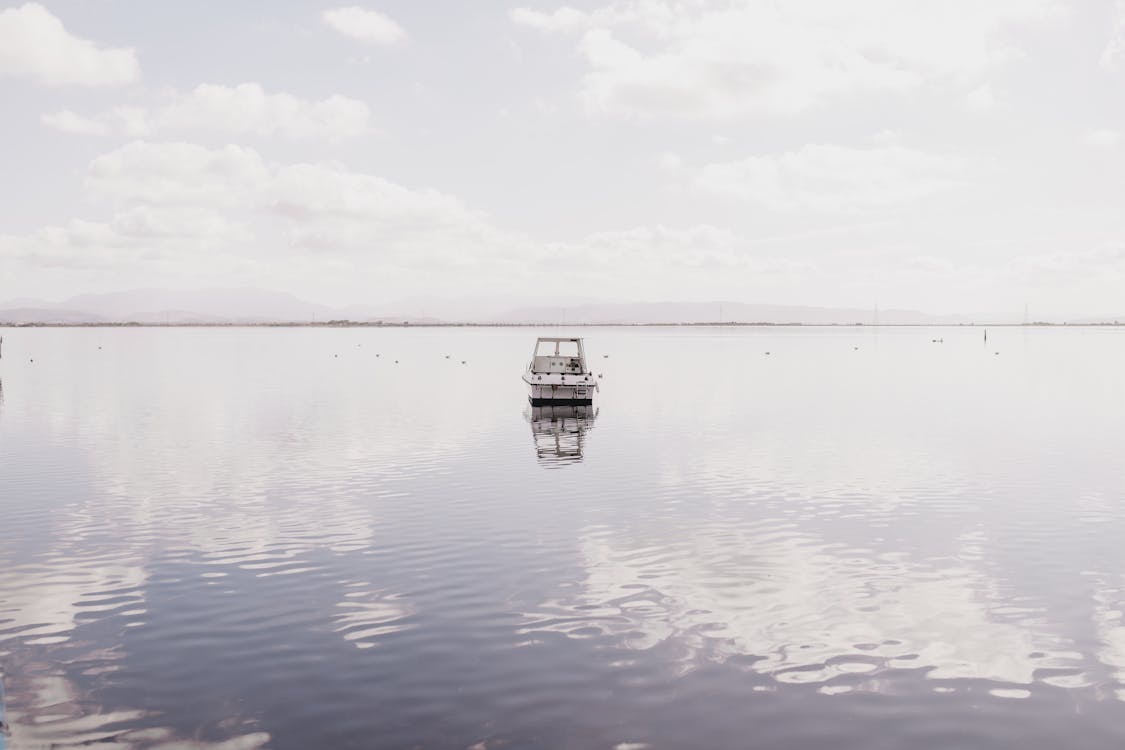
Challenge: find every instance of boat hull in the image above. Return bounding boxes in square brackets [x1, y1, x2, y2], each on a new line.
[527, 383, 594, 405]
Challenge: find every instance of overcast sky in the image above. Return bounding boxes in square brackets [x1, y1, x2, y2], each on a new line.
[1, 0, 1124, 316]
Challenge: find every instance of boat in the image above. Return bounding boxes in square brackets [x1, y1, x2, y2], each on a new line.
[522, 337, 597, 405]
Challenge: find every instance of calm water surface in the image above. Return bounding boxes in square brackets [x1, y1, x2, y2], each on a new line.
[3, 326, 1125, 749]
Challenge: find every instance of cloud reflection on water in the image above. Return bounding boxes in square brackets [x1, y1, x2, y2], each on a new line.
[526, 523, 1089, 691]
[6, 327, 1125, 748]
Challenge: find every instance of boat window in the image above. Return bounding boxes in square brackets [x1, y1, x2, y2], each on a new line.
[536, 340, 580, 357]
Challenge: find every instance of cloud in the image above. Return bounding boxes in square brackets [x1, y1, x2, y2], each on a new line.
[322, 6, 407, 45]
[4, 139, 813, 298]
[42, 83, 373, 140]
[556, 224, 742, 268]
[526, 525, 1059, 685]
[150, 84, 372, 139]
[87, 141, 271, 206]
[0, 2, 139, 86]
[1102, 0, 1125, 70]
[510, 5, 631, 33]
[3, 208, 251, 271]
[4, 141, 499, 275]
[1008, 244, 1125, 280]
[1084, 128, 1121, 148]
[694, 143, 968, 212]
[41, 108, 111, 135]
[539, 225, 817, 283]
[85, 140, 493, 252]
[80, 142, 771, 272]
[268, 161, 498, 259]
[655, 151, 683, 171]
[509, 7, 584, 32]
[4, 154, 257, 271]
[511, 0, 1064, 118]
[965, 84, 998, 111]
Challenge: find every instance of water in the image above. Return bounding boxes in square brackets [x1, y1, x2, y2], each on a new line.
[2, 325, 1125, 749]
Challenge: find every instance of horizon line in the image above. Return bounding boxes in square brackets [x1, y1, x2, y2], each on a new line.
[1, 321, 1117, 329]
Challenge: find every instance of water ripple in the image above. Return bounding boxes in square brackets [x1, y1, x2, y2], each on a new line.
[3, 327, 1125, 748]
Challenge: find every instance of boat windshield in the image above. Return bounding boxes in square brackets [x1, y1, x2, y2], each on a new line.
[536, 339, 580, 357]
[531, 338, 586, 374]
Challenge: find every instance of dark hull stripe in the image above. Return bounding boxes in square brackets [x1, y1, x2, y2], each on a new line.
[529, 397, 594, 406]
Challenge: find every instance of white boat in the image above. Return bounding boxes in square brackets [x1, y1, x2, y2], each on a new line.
[522, 337, 598, 405]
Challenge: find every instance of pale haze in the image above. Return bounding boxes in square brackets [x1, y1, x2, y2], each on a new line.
[2, 0, 1124, 319]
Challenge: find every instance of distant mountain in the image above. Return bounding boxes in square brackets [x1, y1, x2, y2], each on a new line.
[0, 288, 996, 325]
[355, 294, 605, 323]
[60, 288, 339, 322]
[486, 301, 976, 325]
[0, 289, 404, 324]
[0, 307, 108, 324]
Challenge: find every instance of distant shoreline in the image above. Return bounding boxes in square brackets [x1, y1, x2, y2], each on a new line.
[2, 321, 1119, 329]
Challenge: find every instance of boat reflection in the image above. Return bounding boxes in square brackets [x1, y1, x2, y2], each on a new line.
[525, 404, 598, 466]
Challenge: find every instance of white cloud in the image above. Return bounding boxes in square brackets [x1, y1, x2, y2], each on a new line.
[153, 83, 372, 139]
[5, 149, 261, 267]
[541, 225, 816, 281]
[512, 0, 1064, 118]
[509, 7, 584, 32]
[510, 5, 631, 33]
[656, 151, 683, 171]
[562, 224, 741, 267]
[43, 105, 150, 137]
[0, 2, 139, 86]
[41, 108, 111, 135]
[1008, 244, 1125, 280]
[107, 205, 248, 241]
[43, 83, 372, 140]
[17, 141, 499, 272]
[694, 143, 968, 212]
[965, 84, 998, 111]
[5, 139, 813, 297]
[1102, 0, 1125, 70]
[322, 6, 407, 45]
[527, 525, 1061, 685]
[870, 129, 901, 146]
[86, 142, 494, 255]
[87, 141, 272, 207]
[3, 208, 251, 271]
[1084, 128, 1121, 148]
[268, 161, 498, 258]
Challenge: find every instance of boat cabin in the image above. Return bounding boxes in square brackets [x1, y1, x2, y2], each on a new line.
[530, 338, 587, 375]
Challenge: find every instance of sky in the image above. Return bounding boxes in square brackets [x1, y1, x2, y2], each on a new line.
[1, 0, 1124, 317]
